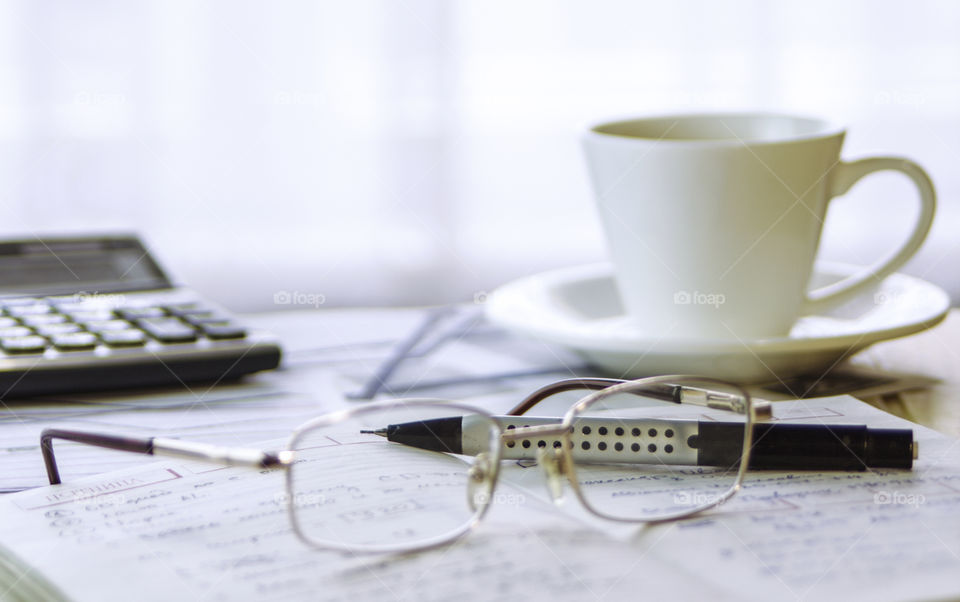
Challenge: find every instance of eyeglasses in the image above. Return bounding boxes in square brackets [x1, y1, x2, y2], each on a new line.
[40, 375, 769, 554]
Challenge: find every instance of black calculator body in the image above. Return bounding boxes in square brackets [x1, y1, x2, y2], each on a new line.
[0, 235, 282, 398]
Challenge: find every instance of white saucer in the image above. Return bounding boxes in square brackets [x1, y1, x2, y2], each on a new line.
[485, 263, 950, 383]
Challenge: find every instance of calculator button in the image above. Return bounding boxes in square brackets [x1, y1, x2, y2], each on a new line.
[35, 323, 83, 336]
[99, 329, 147, 347]
[163, 302, 201, 313]
[50, 301, 92, 313]
[137, 317, 198, 343]
[168, 306, 209, 315]
[84, 319, 133, 332]
[201, 324, 247, 340]
[0, 326, 33, 338]
[181, 312, 231, 326]
[1, 335, 48, 354]
[0, 317, 18, 328]
[117, 307, 166, 320]
[20, 314, 68, 326]
[51, 332, 99, 351]
[6, 304, 52, 316]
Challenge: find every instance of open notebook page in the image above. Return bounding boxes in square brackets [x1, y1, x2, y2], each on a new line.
[0, 440, 707, 601]
[0, 396, 958, 601]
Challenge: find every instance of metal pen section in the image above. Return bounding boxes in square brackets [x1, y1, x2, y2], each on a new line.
[152, 438, 290, 468]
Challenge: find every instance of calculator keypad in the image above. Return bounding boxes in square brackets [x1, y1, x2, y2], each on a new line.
[0, 298, 249, 356]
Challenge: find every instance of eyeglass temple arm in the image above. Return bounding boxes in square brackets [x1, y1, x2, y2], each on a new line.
[40, 428, 291, 486]
[506, 378, 627, 415]
[507, 378, 772, 418]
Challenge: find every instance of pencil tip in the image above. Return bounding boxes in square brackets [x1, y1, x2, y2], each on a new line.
[360, 428, 387, 438]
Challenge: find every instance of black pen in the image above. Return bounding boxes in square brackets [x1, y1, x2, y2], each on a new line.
[363, 415, 917, 470]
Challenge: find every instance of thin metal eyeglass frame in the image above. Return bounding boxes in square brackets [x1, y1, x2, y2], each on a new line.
[38, 375, 765, 553]
[512, 375, 762, 523]
[38, 399, 502, 555]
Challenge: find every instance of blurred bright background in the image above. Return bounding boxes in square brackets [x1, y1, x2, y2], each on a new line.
[0, 0, 957, 311]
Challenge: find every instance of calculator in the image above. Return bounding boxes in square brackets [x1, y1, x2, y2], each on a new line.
[0, 235, 282, 398]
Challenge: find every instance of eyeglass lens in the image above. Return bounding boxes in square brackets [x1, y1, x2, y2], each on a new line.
[560, 378, 752, 521]
[286, 403, 501, 553]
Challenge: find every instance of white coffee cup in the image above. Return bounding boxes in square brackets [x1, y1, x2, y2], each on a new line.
[582, 113, 935, 340]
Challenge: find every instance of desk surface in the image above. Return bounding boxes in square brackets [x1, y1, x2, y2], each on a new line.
[2, 304, 953, 493]
[0, 305, 957, 601]
[250, 305, 960, 437]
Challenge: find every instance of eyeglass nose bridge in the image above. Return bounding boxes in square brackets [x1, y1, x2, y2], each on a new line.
[536, 446, 568, 504]
[500, 424, 572, 504]
[466, 452, 496, 513]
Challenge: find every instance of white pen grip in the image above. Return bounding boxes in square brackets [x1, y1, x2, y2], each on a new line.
[462, 416, 699, 466]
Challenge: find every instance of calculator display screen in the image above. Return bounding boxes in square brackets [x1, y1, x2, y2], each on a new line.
[0, 237, 171, 295]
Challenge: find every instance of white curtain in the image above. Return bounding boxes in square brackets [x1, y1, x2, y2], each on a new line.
[0, 0, 957, 310]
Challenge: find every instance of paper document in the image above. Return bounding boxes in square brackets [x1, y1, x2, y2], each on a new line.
[0, 444, 701, 601]
[0, 396, 957, 601]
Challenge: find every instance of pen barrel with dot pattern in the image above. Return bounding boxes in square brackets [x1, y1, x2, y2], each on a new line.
[493, 416, 699, 465]
[380, 416, 916, 471]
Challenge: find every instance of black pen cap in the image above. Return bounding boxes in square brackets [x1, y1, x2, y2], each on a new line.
[696, 423, 915, 470]
[863, 428, 915, 469]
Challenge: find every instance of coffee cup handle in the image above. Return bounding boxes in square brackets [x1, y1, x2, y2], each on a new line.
[803, 157, 936, 314]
